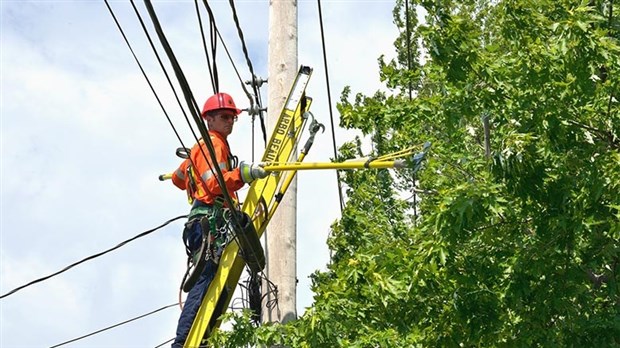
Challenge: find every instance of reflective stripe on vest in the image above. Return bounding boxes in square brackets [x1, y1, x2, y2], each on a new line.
[175, 168, 186, 181]
[200, 162, 228, 182]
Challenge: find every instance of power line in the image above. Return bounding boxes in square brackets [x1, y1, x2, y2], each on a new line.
[104, 0, 199, 174]
[142, 0, 250, 264]
[121, 0, 230, 200]
[194, 0, 216, 93]
[122, 0, 269, 289]
[154, 337, 175, 348]
[226, 0, 267, 144]
[49, 303, 180, 348]
[317, 0, 345, 214]
[0, 215, 186, 299]
[126, 0, 203, 149]
[108, 0, 226, 217]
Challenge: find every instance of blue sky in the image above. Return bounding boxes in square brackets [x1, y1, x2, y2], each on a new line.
[1, 1, 398, 346]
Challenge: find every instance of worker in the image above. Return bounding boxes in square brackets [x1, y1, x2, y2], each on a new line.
[170, 92, 268, 347]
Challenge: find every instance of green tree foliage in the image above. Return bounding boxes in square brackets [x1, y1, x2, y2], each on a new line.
[210, 0, 619, 346]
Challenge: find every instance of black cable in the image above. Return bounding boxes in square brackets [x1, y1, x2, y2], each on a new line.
[142, 0, 248, 258]
[154, 337, 175, 348]
[130, 0, 266, 292]
[128, 0, 202, 144]
[49, 303, 180, 348]
[194, 0, 215, 92]
[131, 0, 227, 205]
[125, 1, 221, 186]
[213, 27, 253, 102]
[226, 0, 267, 144]
[317, 0, 345, 214]
[0, 215, 186, 299]
[124, 1, 229, 204]
[105, 0, 200, 180]
[405, 0, 413, 100]
[199, 1, 267, 148]
[130, 1, 267, 293]
[403, 0, 417, 223]
[200, 0, 220, 92]
[111, 0, 224, 210]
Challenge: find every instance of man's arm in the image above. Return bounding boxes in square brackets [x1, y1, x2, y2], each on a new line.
[171, 158, 189, 190]
[196, 137, 244, 196]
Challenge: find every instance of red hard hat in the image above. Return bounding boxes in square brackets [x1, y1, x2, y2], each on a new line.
[201, 92, 242, 118]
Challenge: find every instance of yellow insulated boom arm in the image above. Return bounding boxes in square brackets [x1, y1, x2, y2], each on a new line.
[262, 159, 405, 172]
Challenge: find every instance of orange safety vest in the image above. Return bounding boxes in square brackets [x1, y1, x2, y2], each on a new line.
[171, 131, 244, 206]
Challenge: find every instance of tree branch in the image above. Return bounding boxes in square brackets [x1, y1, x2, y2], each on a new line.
[566, 119, 619, 149]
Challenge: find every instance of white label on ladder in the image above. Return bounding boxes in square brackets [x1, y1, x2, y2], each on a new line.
[285, 72, 310, 112]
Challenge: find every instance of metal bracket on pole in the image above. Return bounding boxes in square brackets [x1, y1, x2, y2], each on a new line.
[245, 75, 267, 88]
[244, 105, 267, 117]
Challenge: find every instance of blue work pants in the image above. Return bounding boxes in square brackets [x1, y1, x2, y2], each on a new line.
[172, 217, 217, 348]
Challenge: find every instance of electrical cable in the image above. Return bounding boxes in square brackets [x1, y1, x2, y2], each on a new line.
[212, 26, 254, 105]
[142, 1, 256, 275]
[124, 1, 229, 206]
[110, 0, 235, 231]
[112, 1, 303, 336]
[113, 3, 259, 302]
[197, 0, 220, 92]
[134, 0, 232, 211]
[403, 0, 418, 223]
[202, 0, 220, 92]
[111, 0, 227, 219]
[127, 0, 202, 146]
[49, 303, 180, 348]
[225, 0, 267, 144]
[105, 0, 200, 180]
[130, 1, 269, 302]
[317, 0, 345, 214]
[0, 215, 186, 299]
[116, 2, 339, 332]
[193, 0, 215, 92]
[154, 337, 175, 348]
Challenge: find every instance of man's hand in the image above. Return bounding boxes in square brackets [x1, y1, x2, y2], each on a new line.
[240, 161, 268, 183]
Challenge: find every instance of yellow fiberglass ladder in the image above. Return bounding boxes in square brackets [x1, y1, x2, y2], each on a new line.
[184, 65, 315, 347]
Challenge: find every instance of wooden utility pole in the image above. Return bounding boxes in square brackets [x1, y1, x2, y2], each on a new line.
[263, 0, 298, 324]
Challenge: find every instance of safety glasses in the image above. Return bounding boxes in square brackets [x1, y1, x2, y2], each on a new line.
[217, 113, 238, 122]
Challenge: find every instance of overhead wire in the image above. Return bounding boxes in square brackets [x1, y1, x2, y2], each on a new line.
[112, 0, 236, 234]
[208, 17, 266, 156]
[109, 0, 231, 222]
[129, 0, 271, 306]
[127, 0, 204, 148]
[194, 0, 216, 91]
[142, 0, 271, 286]
[2, 2, 287, 345]
[317, 0, 345, 214]
[108, 0, 246, 298]
[49, 303, 180, 348]
[211, 24, 266, 157]
[138, 0, 236, 215]
[403, 0, 418, 223]
[191, 1, 276, 282]
[107, 0, 308, 339]
[0, 215, 186, 299]
[197, 0, 220, 92]
[105, 0, 198, 168]
[112, 1, 269, 342]
[154, 338, 176, 348]
[225, 0, 267, 144]
[124, 0, 232, 207]
[212, 27, 258, 116]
